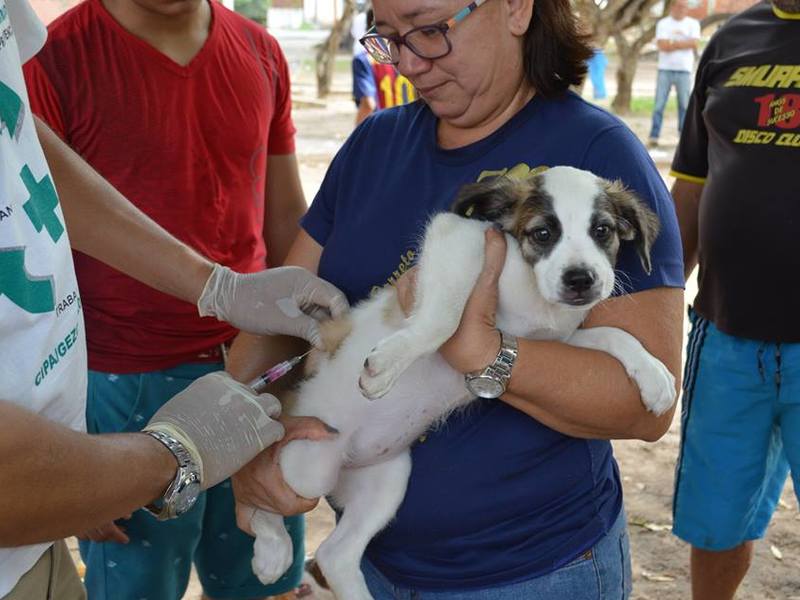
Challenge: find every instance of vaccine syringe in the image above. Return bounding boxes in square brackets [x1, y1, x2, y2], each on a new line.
[248, 350, 312, 393]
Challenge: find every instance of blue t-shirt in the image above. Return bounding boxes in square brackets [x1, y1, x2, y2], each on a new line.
[352, 52, 376, 107]
[302, 92, 683, 591]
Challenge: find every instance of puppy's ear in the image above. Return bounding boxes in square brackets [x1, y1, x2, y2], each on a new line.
[604, 180, 661, 275]
[451, 177, 516, 228]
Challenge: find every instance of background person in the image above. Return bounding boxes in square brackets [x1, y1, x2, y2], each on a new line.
[648, 0, 700, 147]
[669, 1, 800, 598]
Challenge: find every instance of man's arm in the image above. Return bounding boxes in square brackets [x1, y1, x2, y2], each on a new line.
[0, 400, 176, 546]
[35, 116, 213, 305]
[355, 96, 377, 126]
[671, 178, 704, 281]
[264, 153, 307, 268]
[36, 117, 347, 343]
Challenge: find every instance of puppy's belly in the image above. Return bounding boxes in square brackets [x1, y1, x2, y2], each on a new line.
[343, 354, 468, 467]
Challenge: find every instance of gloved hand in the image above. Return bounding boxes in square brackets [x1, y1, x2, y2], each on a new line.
[197, 264, 349, 347]
[144, 372, 285, 490]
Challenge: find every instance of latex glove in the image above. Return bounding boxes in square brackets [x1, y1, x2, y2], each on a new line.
[197, 264, 349, 347]
[144, 372, 284, 490]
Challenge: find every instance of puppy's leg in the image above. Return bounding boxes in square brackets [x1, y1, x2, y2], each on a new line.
[360, 215, 486, 399]
[250, 438, 345, 585]
[315, 451, 412, 600]
[251, 510, 294, 585]
[568, 326, 676, 415]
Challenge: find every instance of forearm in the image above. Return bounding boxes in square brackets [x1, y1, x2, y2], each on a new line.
[502, 288, 682, 441]
[265, 154, 306, 267]
[226, 332, 306, 386]
[355, 97, 376, 126]
[35, 116, 213, 304]
[503, 341, 673, 440]
[0, 402, 175, 546]
[671, 179, 704, 280]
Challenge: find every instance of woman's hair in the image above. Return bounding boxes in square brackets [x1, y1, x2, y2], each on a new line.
[523, 0, 593, 97]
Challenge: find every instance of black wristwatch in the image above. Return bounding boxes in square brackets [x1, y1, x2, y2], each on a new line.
[464, 330, 518, 399]
[142, 430, 201, 520]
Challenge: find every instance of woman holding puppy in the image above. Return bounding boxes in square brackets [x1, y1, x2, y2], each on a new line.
[230, 0, 684, 597]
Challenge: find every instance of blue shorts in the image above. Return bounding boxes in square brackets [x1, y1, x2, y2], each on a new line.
[79, 363, 304, 600]
[673, 309, 800, 551]
[362, 508, 631, 599]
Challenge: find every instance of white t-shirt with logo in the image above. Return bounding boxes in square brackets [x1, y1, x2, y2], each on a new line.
[0, 0, 88, 595]
[656, 15, 701, 72]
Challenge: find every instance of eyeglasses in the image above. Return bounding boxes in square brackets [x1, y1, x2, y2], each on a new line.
[360, 0, 490, 65]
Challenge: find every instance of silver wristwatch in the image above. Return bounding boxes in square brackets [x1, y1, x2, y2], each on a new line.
[142, 430, 201, 520]
[464, 330, 518, 399]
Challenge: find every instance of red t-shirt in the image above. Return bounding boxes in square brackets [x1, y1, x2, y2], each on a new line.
[24, 0, 296, 373]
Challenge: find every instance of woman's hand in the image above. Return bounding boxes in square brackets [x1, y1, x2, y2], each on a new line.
[395, 228, 508, 374]
[232, 416, 338, 534]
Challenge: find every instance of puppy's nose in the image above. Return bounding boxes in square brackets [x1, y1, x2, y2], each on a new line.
[562, 268, 596, 292]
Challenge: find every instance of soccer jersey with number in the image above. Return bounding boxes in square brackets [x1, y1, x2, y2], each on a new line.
[352, 52, 416, 110]
[671, 1, 800, 341]
[0, 0, 87, 594]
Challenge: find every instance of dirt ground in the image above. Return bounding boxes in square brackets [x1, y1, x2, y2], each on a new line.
[67, 56, 799, 600]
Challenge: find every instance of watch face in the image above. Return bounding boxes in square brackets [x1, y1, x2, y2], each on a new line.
[174, 480, 200, 515]
[467, 376, 504, 399]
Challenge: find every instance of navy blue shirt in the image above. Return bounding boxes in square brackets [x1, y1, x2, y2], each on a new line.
[302, 92, 683, 590]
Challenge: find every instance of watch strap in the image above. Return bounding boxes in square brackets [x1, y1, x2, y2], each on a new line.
[142, 429, 200, 520]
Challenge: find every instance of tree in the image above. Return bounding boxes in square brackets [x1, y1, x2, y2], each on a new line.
[575, 0, 733, 114]
[316, 0, 356, 98]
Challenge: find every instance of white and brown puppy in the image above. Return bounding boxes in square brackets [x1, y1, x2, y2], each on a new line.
[246, 166, 676, 600]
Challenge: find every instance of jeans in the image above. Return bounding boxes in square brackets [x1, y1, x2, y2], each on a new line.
[362, 508, 632, 600]
[649, 69, 692, 140]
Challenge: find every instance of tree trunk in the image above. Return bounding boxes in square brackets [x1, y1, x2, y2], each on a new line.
[315, 0, 356, 98]
[611, 34, 638, 114]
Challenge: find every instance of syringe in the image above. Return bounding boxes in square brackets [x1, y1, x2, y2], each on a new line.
[248, 350, 312, 393]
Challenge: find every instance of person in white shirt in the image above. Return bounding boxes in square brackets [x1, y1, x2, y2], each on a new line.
[0, 0, 344, 596]
[648, 0, 701, 147]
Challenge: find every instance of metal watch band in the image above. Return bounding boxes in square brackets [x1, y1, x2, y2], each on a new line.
[464, 330, 519, 397]
[142, 429, 200, 520]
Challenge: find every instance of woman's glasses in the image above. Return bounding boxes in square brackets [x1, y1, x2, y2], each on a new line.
[360, 0, 490, 65]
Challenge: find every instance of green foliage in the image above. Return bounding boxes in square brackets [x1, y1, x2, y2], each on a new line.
[235, 0, 268, 24]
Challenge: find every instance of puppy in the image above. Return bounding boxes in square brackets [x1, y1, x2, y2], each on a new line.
[246, 166, 676, 600]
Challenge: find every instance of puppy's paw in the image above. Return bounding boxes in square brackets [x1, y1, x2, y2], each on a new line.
[250, 511, 294, 585]
[358, 333, 415, 400]
[631, 357, 676, 416]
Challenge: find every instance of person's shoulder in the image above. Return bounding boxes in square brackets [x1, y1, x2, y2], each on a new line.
[43, 0, 93, 42]
[216, 4, 282, 49]
[539, 92, 630, 138]
[717, 0, 772, 33]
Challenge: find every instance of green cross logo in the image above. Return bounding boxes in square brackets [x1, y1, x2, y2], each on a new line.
[0, 80, 24, 141]
[21, 165, 64, 243]
[0, 248, 55, 313]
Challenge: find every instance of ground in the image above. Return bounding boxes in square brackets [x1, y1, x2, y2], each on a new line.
[71, 49, 800, 600]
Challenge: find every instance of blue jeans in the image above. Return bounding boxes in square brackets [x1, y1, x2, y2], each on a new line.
[649, 69, 692, 140]
[362, 508, 632, 599]
[79, 363, 305, 600]
[673, 309, 800, 550]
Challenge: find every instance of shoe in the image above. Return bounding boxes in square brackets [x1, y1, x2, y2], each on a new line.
[648, 138, 659, 148]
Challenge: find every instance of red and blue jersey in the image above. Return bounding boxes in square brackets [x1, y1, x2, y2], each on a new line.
[352, 52, 416, 110]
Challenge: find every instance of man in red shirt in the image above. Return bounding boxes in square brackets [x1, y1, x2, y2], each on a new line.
[23, 0, 309, 597]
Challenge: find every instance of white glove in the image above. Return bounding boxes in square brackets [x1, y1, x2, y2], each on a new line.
[197, 264, 349, 347]
[144, 372, 284, 490]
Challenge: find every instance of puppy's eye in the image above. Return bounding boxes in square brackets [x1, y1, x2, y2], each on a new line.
[593, 224, 611, 240]
[531, 227, 551, 243]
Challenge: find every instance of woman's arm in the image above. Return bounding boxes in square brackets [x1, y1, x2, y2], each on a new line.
[436, 231, 683, 443]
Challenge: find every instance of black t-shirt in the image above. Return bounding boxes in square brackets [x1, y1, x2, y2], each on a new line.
[672, 1, 800, 342]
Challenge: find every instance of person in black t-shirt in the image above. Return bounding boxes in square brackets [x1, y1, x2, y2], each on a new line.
[670, 1, 800, 598]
